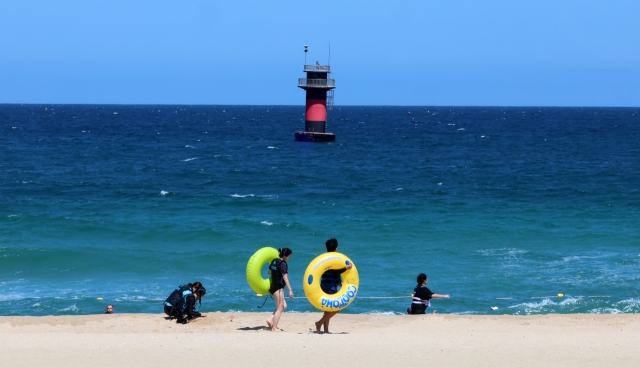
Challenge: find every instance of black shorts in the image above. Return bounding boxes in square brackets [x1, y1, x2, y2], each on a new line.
[407, 304, 427, 314]
[269, 283, 284, 295]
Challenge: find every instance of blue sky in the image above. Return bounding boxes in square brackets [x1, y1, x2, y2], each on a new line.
[1, 0, 639, 106]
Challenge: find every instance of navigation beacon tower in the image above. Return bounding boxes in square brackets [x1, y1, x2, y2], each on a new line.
[295, 44, 336, 142]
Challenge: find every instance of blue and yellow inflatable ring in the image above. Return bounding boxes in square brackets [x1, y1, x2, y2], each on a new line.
[303, 252, 359, 312]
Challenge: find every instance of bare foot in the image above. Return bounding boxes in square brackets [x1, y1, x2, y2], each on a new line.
[315, 321, 322, 333]
[228, 315, 234, 322]
[271, 328, 282, 332]
[266, 319, 273, 328]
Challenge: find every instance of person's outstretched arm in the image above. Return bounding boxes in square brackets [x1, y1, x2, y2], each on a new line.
[431, 293, 450, 299]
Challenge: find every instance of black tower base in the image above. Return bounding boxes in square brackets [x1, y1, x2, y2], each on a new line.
[295, 131, 336, 143]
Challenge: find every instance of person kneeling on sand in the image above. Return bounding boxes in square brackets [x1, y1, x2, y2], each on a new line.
[163, 282, 207, 324]
[314, 238, 352, 334]
[407, 273, 449, 314]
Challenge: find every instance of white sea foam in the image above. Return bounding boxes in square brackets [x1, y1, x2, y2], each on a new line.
[477, 248, 528, 256]
[160, 191, 169, 196]
[59, 304, 80, 312]
[115, 296, 148, 302]
[507, 297, 581, 314]
[231, 194, 254, 198]
[185, 145, 195, 148]
[261, 221, 273, 226]
[396, 188, 403, 191]
[183, 157, 198, 162]
[32, 303, 41, 307]
[589, 307, 623, 314]
[365, 310, 402, 315]
[590, 298, 640, 314]
[258, 195, 279, 199]
[0, 293, 27, 301]
[267, 146, 277, 149]
[457, 128, 465, 130]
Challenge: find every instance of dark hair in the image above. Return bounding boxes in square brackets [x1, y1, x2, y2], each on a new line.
[278, 248, 292, 257]
[325, 238, 338, 252]
[195, 286, 206, 298]
[417, 273, 428, 286]
[188, 282, 206, 307]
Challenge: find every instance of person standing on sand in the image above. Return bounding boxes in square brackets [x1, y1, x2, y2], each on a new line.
[314, 238, 353, 334]
[266, 248, 293, 332]
[407, 273, 450, 314]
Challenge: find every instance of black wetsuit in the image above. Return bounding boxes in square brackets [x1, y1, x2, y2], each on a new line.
[269, 259, 288, 295]
[408, 285, 434, 314]
[164, 284, 202, 323]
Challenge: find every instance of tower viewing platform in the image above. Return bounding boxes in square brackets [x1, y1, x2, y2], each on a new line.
[303, 64, 331, 72]
[298, 78, 336, 88]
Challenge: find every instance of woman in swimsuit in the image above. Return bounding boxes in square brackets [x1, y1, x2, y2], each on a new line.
[266, 248, 293, 332]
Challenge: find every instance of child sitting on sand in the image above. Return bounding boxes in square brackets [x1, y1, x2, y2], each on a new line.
[407, 273, 450, 314]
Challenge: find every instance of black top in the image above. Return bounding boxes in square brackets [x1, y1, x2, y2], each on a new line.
[408, 285, 434, 314]
[270, 259, 289, 288]
[414, 286, 434, 301]
[279, 259, 289, 278]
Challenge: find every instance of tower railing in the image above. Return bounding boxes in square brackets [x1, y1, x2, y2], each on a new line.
[298, 78, 336, 88]
[304, 64, 331, 72]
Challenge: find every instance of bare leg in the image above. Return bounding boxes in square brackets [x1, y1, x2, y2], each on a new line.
[315, 311, 338, 333]
[271, 289, 286, 332]
[266, 312, 273, 329]
[266, 292, 287, 328]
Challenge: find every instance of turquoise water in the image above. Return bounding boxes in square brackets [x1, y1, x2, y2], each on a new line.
[1, 104, 639, 315]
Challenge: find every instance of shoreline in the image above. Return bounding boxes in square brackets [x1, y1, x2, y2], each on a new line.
[2, 313, 639, 367]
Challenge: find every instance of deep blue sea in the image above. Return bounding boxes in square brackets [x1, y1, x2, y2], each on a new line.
[1, 104, 639, 316]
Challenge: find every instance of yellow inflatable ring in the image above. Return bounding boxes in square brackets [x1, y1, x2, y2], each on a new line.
[303, 252, 359, 312]
[246, 247, 279, 295]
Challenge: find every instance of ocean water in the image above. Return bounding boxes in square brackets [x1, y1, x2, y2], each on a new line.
[1, 104, 639, 316]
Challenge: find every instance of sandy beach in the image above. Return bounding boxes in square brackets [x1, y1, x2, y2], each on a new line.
[1, 312, 638, 367]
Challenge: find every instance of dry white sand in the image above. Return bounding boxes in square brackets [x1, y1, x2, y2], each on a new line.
[1, 312, 639, 367]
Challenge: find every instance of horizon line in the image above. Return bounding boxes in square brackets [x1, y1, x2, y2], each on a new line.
[1, 103, 639, 109]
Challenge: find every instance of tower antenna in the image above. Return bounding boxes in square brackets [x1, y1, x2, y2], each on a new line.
[304, 44, 308, 65]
